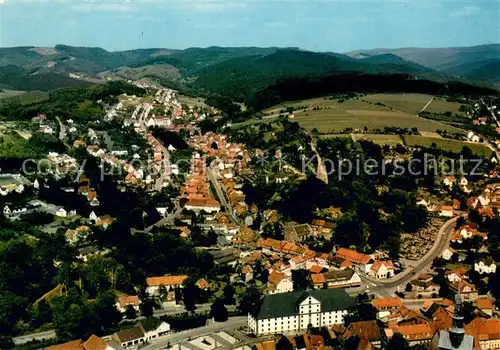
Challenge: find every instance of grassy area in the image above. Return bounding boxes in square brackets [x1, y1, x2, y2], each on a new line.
[426, 97, 467, 115]
[352, 134, 403, 146]
[291, 106, 463, 133]
[0, 130, 31, 158]
[362, 93, 433, 114]
[404, 135, 493, 158]
[178, 94, 208, 108]
[248, 95, 465, 134]
[0, 89, 26, 99]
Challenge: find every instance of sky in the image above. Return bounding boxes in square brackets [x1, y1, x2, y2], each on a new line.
[0, 0, 498, 52]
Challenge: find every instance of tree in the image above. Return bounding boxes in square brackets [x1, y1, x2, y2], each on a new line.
[182, 279, 200, 313]
[125, 305, 137, 320]
[276, 335, 293, 350]
[387, 333, 409, 349]
[223, 284, 235, 305]
[291, 269, 312, 291]
[94, 291, 122, 331]
[210, 299, 228, 322]
[0, 336, 14, 349]
[29, 300, 53, 329]
[405, 282, 413, 293]
[238, 287, 262, 314]
[140, 299, 155, 318]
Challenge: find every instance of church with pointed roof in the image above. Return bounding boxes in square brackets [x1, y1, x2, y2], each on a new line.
[432, 288, 474, 349]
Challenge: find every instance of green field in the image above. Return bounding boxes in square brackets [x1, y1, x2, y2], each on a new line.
[404, 135, 493, 158]
[362, 93, 466, 116]
[321, 133, 404, 146]
[0, 89, 26, 99]
[247, 96, 466, 134]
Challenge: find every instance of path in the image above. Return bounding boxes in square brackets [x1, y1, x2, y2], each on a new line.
[420, 96, 435, 113]
[207, 169, 241, 225]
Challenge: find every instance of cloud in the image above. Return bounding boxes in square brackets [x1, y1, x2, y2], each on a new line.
[72, 2, 134, 13]
[450, 5, 481, 18]
[170, 0, 249, 12]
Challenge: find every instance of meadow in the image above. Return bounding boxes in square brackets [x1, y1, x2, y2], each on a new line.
[404, 135, 493, 158]
[248, 95, 465, 134]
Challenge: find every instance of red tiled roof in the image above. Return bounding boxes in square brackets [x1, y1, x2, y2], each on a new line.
[146, 275, 188, 286]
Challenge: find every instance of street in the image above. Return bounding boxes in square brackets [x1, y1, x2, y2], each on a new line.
[142, 317, 248, 350]
[207, 169, 241, 225]
[360, 216, 459, 296]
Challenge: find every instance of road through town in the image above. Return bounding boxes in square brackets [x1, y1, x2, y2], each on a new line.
[361, 216, 459, 295]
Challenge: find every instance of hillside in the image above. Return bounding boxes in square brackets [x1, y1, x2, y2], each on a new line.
[345, 44, 500, 82]
[0, 65, 92, 91]
[190, 49, 438, 100]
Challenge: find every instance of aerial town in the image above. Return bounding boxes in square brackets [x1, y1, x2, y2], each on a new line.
[1, 73, 500, 350]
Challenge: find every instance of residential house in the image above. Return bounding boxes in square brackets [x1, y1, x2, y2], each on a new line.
[445, 268, 468, 283]
[372, 297, 404, 319]
[410, 274, 440, 298]
[139, 317, 171, 341]
[440, 206, 454, 218]
[145, 275, 188, 296]
[442, 176, 456, 189]
[465, 317, 500, 350]
[369, 261, 395, 279]
[111, 325, 146, 349]
[116, 295, 141, 313]
[341, 320, 384, 349]
[385, 323, 434, 347]
[336, 248, 373, 273]
[442, 247, 457, 261]
[248, 289, 353, 336]
[47, 335, 117, 350]
[474, 257, 497, 274]
[312, 268, 361, 289]
[268, 271, 293, 295]
[450, 281, 478, 302]
[474, 297, 494, 317]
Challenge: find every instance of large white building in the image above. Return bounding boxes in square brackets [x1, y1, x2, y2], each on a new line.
[248, 289, 353, 336]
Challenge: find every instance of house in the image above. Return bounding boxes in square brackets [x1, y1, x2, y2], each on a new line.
[449, 280, 478, 302]
[445, 268, 468, 283]
[336, 248, 373, 273]
[442, 247, 457, 261]
[475, 297, 494, 316]
[268, 271, 293, 294]
[465, 317, 500, 350]
[440, 206, 454, 218]
[386, 323, 434, 347]
[290, 256, 306, 270]
[410, 274, 440, 297]
[312, 268, 361, 289]
[442, 176, 456, 189]
[248, 289, 353, 336]
[145, 275, 188, 296]
[369, 261, 395, 279]
[47, 335, 116, 350]
[139, 317, 171, 341]
[116, 295, 141, 313]
[372, 297, 404, 319]
[474, 257, 497, 274]
[111, 325, 146, 349]
[55, 208, 67, 217]
[341, 320, 384, 349]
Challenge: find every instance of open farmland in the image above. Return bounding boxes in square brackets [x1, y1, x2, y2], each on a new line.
[352, 134, 403, 146]
[362, 93, 466, 116]
[404, 135, 493, 158]
[291, 106, 463, 133]
[362, 93, 433, 114]
[245, 96, 466, 134]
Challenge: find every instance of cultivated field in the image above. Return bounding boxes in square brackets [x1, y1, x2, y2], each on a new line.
[352, 134, 404, 146]
[362, 93, 466, 116]
[291, 106, 463, 133]
[248, 96, 465, 134]
[404, 135, 493, 158]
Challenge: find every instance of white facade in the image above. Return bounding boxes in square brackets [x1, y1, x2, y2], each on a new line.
[442, 248, 455, 260]
[474, 260, 497, 274]
[248, 290, 352, 336]
[269, 277, 294, 295]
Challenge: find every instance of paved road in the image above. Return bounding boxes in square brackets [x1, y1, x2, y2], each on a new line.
[207, 169, 241, 225]
[360, 216, 459, 294]
[143, 317, 247, 350]
[13, 330, 56, 345]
